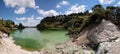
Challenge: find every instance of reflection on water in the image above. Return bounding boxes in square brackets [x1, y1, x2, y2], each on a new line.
[14, 37, 43, 50]
[10, 28, 69, 51]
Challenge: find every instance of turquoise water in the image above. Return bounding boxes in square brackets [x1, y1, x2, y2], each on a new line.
[10, 28, 69, 51]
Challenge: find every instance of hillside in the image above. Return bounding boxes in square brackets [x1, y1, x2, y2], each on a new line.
[37, 4, 120, 39]
[0, 19, 15, 34]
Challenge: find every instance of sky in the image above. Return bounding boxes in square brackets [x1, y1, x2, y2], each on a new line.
[0, 0, 120, 26]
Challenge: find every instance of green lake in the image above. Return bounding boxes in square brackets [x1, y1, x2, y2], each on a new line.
[10, 28, 69, 51]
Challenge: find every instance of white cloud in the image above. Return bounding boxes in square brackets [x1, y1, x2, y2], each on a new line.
[4, 0, 38, 14]
[56, 4, 61, 8]
[65, 4, 86, 15]
[98, 0, 114, 4]
[60, 1, 69, 5]
[27, 17, 35, 23]
[36, 17, 44, 20]
[89, 10, 93, 13]
[14, 7, 26, 14]
[37, 9, 59, 17]
[16, 16, 43, 26]
[56, 0, 69, 8]
[16, 17, 26, 20]
[35, 6, 39, 9]
[115, 1, 120, 6]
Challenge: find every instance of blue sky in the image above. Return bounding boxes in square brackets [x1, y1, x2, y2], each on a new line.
[0, 0, 120, 26]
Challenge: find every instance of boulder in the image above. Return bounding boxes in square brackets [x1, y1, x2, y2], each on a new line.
[88, 19, 120, 44]
[88, 19, 120, 54]
[0, 31, 8, 38]
[97, 38, 120, 54]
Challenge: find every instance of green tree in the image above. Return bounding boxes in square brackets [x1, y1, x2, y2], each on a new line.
[89, 4, 105, 24]
[105, 6, 120, 26]
[18, 23, 25, 29]
[3, 20, 15, 28]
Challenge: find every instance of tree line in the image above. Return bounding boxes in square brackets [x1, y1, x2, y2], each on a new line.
[0, 19, 25, 34]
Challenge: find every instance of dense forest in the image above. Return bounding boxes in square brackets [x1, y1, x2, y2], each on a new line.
[37, 4, 120, 39]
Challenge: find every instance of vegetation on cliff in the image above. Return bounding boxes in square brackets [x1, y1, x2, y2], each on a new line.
[37, 4, 120, 39]
[0, 18, 26, 33]
[0, 19, 15, 33]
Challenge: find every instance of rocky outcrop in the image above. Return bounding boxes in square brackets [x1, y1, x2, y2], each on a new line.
[97, 39, 120, 54]
[0, 31, 8, 38]
[88, 19, 120, 44]
[88, 19, 120, 54]
[39, 41, 95, 54]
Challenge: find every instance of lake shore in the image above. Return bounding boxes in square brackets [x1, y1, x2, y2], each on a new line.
[39, 40, 95, 54]
[0, 31, 40, 54]
[38, 29, 95, 54]
[0, 30, 95, 54]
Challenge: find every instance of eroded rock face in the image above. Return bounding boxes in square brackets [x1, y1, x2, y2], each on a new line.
[0, 31, 8, 38]
[88, 19, 120, 54]
[97, 38, 120, 54]
[88, 19, 120, 44]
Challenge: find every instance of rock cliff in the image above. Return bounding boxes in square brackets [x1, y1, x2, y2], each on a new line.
[88, 19, 120, 54]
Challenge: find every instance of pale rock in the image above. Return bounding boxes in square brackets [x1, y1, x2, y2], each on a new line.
[88, 19, 120, 44]
[88, 19, 120, 54]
